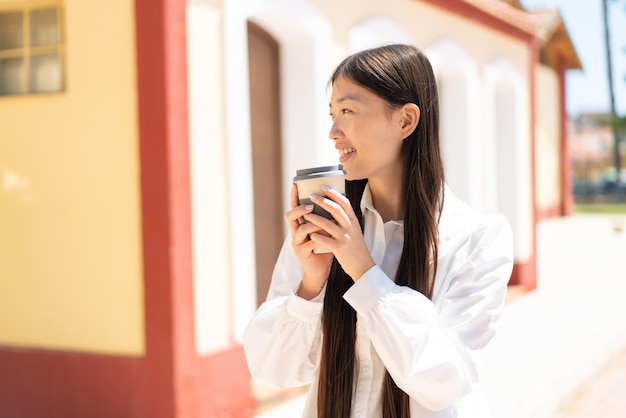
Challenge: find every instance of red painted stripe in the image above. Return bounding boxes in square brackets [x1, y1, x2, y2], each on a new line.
[422, 0, 535, 42]
[509, 256, 537, 290]
[133, 0, 178, 416]
[0, 344, 253, 418]
[0, 348, 143, 418]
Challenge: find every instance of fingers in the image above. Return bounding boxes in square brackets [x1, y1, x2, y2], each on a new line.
[309, 188, 354, 227]
[320, 185, 350, 206]
[290, 183, 299, 210]
[303, 187, 359, 250]
[302, 211, 340, 242]
[286, 183, 312, 234]
[285, 204, 314, 234]
[289, 215, 329, 256]
[294, 220, 325, 240]
[285, 183, 354, 246]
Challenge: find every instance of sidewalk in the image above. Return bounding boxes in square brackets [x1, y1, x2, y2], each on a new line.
[483, 214, 626, 418]
[255, 214, 626, 418]
[553, 347, 626, 417]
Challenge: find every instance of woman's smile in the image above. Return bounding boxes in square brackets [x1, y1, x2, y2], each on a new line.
[338, 146, 356, 162]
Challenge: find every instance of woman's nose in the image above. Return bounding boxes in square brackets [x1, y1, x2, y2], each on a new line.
[328, 121, 342, 140]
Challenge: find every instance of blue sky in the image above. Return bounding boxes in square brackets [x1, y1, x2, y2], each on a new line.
[520, 0, 626, 117]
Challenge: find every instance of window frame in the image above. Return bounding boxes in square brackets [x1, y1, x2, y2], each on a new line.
[0, 2, 65, 97]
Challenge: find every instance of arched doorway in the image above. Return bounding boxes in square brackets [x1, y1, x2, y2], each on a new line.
[483, 57, 535, 288]
[427, 40, 480, 209]
[247, 21, 284, 307]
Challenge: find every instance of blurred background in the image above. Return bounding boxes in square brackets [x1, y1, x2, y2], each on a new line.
[0, 0, 624, 417]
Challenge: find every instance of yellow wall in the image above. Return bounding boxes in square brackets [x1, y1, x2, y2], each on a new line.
[0, 0, 144, 355]
[535, 65, 562, 212]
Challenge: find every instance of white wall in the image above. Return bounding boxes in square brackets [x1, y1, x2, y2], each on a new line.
[535, 65, 562, 212]
[428, 39, 481, 209]
[197, 0, 537, 347]
[484, 57, 533, 263]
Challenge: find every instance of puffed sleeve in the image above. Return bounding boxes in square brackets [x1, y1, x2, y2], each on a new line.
[343, 214, 513, 411]
[241, 232, 325, 388]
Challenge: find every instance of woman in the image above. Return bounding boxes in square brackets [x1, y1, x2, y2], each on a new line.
[242, 44, 513, 418]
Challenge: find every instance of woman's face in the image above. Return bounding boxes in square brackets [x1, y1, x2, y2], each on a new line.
[328, 76, 405, 182]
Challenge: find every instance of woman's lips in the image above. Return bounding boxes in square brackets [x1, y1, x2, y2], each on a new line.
[338, 147, 355, 163]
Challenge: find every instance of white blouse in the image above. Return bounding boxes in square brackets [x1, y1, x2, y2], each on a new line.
[242, 185, 514, 417]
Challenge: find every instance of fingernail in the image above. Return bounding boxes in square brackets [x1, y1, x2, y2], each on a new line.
[321, 185, 330, 191]
[305, 204, 314, 210]
[310, 194, 318, 200]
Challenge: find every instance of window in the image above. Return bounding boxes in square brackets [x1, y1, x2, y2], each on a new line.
[0, 5, 64, 96]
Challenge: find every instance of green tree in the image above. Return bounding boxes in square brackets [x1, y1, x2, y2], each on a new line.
[601, 0, 625, 182]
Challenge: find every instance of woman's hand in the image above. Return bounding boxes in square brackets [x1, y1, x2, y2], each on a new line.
[304, 185, 375, 282]
[285, 183, 334, 299]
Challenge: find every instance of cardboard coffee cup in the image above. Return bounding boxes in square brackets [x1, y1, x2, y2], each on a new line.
[293, 164, 346, 253]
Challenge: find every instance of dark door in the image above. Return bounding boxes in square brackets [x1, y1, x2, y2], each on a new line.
[247, 21, 284, 307]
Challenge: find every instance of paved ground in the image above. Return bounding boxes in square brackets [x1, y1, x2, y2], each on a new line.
[554, 348, 626, 417]
[254, 214, 626, 418]
[483, 214, 626, 418]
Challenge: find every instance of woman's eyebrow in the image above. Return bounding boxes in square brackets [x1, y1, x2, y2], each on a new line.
[329, 94, 364, 107]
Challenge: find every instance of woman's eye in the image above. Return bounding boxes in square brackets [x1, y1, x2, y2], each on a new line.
[329, 109, 351, 120]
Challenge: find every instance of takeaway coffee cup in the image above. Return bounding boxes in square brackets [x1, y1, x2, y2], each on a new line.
[293, 164, 346, 253]
[293, 164, 346, 219]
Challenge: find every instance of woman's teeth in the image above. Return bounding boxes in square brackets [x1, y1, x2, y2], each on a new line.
[339, 147, 356, 155]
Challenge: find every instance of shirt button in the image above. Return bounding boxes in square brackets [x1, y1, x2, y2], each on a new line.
[375, 242, 383, 251]
[355, 411, 364, 418]
[362, 366, 370, 375]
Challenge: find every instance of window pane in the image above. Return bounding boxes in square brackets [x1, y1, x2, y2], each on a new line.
[0, 12, 24, 50]
[0, 57, 25, 95]
[30, 53, 62, 93]
[30, 8, 58, 47]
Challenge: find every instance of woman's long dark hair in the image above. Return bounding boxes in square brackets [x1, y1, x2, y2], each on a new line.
[317, 44, 445, 418]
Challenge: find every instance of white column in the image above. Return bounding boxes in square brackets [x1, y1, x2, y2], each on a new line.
[494, 77, 533, 263]
[429, 41, 480, 209]
[187, 0, 237, 354]
[222, 0, 258, 341]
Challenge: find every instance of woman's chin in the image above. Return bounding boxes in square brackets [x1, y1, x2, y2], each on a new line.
[345, 172, 365, 182]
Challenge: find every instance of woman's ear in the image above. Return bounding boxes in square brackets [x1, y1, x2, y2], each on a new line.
[399, 103, 420, 139]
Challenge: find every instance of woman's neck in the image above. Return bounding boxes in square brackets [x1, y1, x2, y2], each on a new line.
[368, 177, 403, 223]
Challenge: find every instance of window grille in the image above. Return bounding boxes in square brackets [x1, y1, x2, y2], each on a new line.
[0, 5, 64, 96]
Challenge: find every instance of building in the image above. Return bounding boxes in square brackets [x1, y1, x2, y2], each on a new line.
[569, 112, 626, 195]
[0, 0, 580, 416]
